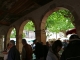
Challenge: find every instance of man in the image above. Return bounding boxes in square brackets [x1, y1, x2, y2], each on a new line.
[62, 40, 68, 50]
[22, 39, 33, 60]
[60, 34, 80, 60]
[34, 42, 44, 60]
[7, 40, 20, 60]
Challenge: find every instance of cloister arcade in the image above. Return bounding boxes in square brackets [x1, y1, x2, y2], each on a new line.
[0, 0, 80, 53]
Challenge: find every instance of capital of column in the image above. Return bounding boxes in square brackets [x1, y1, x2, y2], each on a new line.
[34, 29, 46, 34]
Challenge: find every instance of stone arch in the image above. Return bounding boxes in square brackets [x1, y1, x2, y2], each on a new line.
[18, 19, 35, 52]
[19, 19, 35, 36]
[6, 26, 16, 45]
[41, 6, 78, 44]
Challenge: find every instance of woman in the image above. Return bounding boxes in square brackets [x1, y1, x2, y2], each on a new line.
[46, 40, 62, 60]
[2, 43, 10, 60]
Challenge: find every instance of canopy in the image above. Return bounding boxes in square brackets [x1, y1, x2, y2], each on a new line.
[66, 28, 76, 35]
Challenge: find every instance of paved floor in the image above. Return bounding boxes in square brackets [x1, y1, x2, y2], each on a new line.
[0, 53, 36, 60]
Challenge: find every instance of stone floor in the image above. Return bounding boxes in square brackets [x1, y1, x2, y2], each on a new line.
[0, 53, 36, 60]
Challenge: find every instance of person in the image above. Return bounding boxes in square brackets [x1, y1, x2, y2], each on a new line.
[7, 40, 20, 60]
[34, 42, 44, 60]
[31, 40, 37, 51]
[43, 42, 50, 60]
[46, 40, 62, 60]
[62, 40, 68, 50]
[2, 43, 10, 60]
[46, 42, 50, 48]
[21, 39, 33, 60]
[60, 34, 80, 60]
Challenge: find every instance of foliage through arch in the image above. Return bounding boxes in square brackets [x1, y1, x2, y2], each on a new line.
[46, 9, 75, 33]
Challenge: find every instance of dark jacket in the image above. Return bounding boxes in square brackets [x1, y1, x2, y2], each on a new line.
[23, 44, 33, 60]
[60, 40, 80, 60]
[7, 46, 20, 60]
[34, 42, 44, 59]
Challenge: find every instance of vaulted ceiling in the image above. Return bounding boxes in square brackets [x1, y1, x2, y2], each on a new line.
[0, 0, 52, 26]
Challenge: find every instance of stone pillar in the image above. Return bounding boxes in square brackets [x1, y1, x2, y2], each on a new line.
[4, 35, 6, 50]
[74, 20, 80, 37]
[76, 26, 80, 37]
[41, 29, 46, 45]
[35, 30, 41, 42]
[0, 35, 4, 52]
[6, 35, 10, 46]
[16, 34, 22, 53]
[35, 29, 46, 45]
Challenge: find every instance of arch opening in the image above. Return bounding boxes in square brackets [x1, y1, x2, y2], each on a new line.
[18, 20, 36, 52]
[7, 27, 16, 45]
[41, 7, 76, 43]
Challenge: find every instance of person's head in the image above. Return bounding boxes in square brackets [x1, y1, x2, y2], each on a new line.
[69, 34, 80, 42]
[52, 40, 62, 53]
[46, 42, 50, 46]
[63, 40, 67, 42]
[33, 40, 36, 44]
[9, 40, 15, 48]
[22, 39, 27, 45]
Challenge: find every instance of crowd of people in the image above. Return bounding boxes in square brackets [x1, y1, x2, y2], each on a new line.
[2, 34, 80, 60]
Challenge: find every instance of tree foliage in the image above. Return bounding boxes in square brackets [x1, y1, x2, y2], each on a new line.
[23, 21, 35, 38]
[10, 9, 75, 38]
[10, 21, 35, 38]
[10, 28, 16, 38]
[24, 21, 35, 31]
[46, 9, 74, 33]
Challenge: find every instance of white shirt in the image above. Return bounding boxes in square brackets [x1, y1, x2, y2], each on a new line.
[4, 49, 9, 60]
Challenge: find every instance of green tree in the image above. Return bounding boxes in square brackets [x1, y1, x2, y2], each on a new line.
[46, 9, 74, 33]
[24, 21, 35, 31]
[10, 9, 74, 38]
[10, 21, 35, 38]
[23, 21, 35, 38]
[10, 28, 16, 38]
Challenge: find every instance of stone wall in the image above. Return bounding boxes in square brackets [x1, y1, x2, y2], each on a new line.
[0, 0, 80, 50]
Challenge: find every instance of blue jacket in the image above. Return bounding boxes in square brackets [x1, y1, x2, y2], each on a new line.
[7, 46, 20, 60]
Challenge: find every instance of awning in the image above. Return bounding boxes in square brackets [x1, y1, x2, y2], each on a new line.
[66, 28, 76, 35]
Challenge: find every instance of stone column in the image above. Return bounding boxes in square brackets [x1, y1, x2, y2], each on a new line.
[76, 26, 80, 37]
[0, 35, 4, 52]
[4, 34, 9, 50]
[35, 30, 41, 42]
[35, 29, 46, 45]
[41, 29, 46, 45]
[74, 20, 80, 37]
[16, 34, 22, 53]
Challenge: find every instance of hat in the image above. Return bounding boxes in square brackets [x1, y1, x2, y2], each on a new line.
[69, 34, 80, 41]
